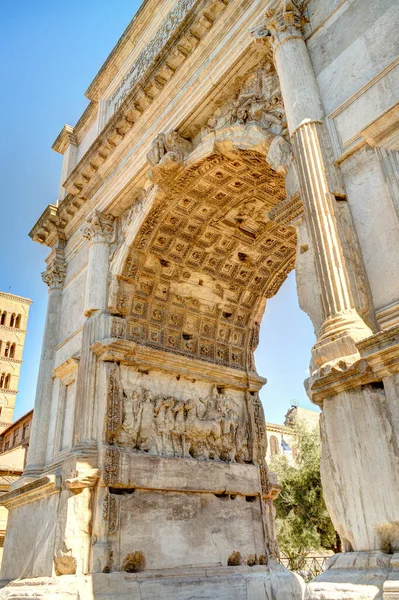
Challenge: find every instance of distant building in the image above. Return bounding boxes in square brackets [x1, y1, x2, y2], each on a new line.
[0, 292, 32, 430]
[284, 405, 320, 429]
[266, 422, 295, 462]
[266, 405, 320, 462]
[0, 409, 33, 564]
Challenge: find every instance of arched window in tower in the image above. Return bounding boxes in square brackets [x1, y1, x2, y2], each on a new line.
[0, 341, 2, 355]
[15, 315, 21, 329]
[269, 435, 280, 457]
[10, 314, 15, 328]
[1, 312, 6, 326]
[0, 373, 4, 388]
[4, 374, 11, 389]
[4, 342, 10, 358]
[10, 343, 16, 358]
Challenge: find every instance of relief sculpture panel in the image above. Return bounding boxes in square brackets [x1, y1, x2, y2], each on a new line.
[106, 365, 252, 464]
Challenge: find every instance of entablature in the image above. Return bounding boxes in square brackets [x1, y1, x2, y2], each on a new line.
[91, 336, 266, 392]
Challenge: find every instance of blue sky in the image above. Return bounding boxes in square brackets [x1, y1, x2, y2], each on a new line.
[1, 1, 317, 425]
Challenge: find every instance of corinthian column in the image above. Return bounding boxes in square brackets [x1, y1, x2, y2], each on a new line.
[81, 211, 114, 317]
[253, 0, 372, 369]
[23, 249, 66, 479]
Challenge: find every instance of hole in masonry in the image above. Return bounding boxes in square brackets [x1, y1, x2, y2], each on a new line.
[245, 495, 256, 503]
[182, 333, 193, 340]
[222, 311, 232, 319]
[334, 193, 347, 202]
[109, 487, 135, 495]
[214, 492, 229, 500]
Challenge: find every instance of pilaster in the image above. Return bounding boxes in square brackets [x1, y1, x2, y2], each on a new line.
[22, 247, 66, 481]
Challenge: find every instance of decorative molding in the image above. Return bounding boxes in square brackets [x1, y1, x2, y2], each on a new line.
[91, 337, 266, 392]
[0, 475, 61, 510]
[52, 125, 77, 155]
[0, 292, 32, 305]
[307, 325, 399, 404]
[52, 356, 80, 384]
[0, 325, 27, 334]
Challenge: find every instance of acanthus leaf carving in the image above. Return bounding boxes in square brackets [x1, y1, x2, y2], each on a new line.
[81, 210, 115, 244]
[41, 249, 66, 290]
[251, 1, 309, 46]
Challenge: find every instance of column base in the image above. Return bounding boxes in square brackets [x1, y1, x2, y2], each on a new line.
[312, 310, 373, 369]
[0, 564, 305, 600]
[306, 552, 397, 599]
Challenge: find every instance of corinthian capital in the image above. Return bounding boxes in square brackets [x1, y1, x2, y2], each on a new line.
[41, 251, 66, 290]
[81, 210, 114, 244]
[252, 1, 309, 46]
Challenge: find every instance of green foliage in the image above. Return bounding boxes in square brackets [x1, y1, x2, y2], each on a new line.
[270, 419, 338, 560]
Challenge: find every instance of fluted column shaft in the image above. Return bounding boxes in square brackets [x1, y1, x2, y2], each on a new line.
[82, 211, 114, 317]
[23, 250, 66, 478]
[254, 4, 372, 367]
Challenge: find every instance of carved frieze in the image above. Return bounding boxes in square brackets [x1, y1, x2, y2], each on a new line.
[103, 494, 118, 535]
[103, 447, 120, 486]
[106, 373, 250, 464]
[106, 366, 124, 444]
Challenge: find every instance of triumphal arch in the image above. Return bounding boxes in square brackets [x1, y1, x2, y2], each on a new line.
[1, 0, 399, 598]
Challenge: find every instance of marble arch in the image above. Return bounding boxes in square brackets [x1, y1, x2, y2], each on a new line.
[2, 1, 399, 599]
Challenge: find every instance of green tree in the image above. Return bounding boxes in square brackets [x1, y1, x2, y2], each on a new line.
[270, 419, 339, 567]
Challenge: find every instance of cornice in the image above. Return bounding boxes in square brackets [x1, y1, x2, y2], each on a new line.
[85, 0, 158, 102]
[52, 125, 77, 155]
[266, 422, 292, 434]
[91, 336, 266, 392]
[0, 358, 23, 365]
[62, 0, 230, 200]
[308, 325, 399, 405]
[29, 195, 88, 247]
[0, 475, 61, 510]
[0, 292, 32, 306]
[0, 389, 17, 395]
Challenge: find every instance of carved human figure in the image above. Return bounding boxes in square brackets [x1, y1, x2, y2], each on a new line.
[172, 400, 186, 457]
[155, 396, 175, 455]
[138, 389, 156, 454]
[118, 390, 142, 446]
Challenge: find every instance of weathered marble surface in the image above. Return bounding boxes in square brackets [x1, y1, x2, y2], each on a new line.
[4, 0, 399, 598]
